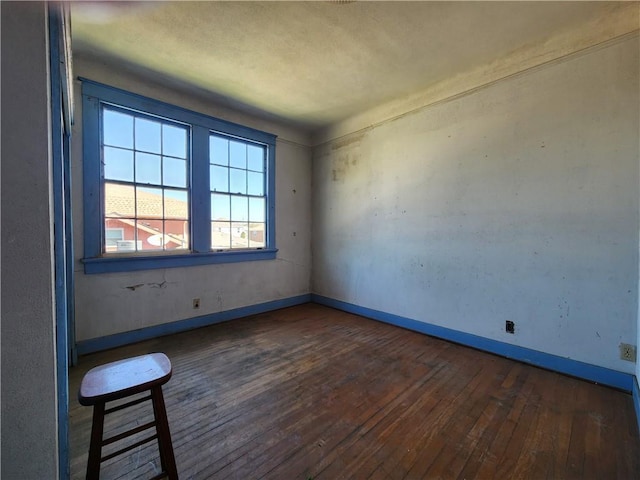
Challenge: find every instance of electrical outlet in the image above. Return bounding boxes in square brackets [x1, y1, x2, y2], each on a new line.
[620, 343, 636, 362]
[192, 298, 200, 309]
[505, 320, 515, 334]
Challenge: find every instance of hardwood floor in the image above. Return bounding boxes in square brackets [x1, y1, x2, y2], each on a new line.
[68, 303, 640, 479]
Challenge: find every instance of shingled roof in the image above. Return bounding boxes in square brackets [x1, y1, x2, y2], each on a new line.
[105, 182, 188, 219]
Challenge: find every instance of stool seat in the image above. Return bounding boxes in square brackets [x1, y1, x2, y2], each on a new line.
[80, 353, 172, 405]
[79, 353, 178, 480]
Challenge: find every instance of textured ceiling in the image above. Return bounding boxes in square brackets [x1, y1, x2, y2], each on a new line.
[71, 1, 634, 132]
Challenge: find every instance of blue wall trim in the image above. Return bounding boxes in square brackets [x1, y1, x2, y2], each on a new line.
[633, 376, 640, 435]
[49, 6, 71, 479]
[312, 294, 634, 392]
[77, 294, 311, 355]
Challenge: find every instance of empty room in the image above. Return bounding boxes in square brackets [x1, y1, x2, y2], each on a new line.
[2, 1, 640, 479]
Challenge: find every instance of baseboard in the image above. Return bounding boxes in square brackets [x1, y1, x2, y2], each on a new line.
[311, 294, 633, 392]
[76, 292, 634, 393]
[76, 294, 312, 355]
[633, 376, 640, 435]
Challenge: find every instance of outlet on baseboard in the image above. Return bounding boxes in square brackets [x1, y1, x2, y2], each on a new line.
[619, 343, 636, 362]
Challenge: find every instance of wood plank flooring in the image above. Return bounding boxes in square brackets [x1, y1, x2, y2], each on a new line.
[68, 303, 640, 479]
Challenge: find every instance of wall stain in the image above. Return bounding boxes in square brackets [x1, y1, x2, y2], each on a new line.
[331, 132, 365, 151]
[331, 152, 361, 182]
[329, 132, 365, 182]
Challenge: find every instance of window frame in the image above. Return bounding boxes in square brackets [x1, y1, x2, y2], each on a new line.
[81, 78, 277, 274]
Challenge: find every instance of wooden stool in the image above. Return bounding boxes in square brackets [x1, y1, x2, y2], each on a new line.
[79, 353, 178, 480]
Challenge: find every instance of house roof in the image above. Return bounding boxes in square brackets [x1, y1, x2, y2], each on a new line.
[105, 182, 188, 219]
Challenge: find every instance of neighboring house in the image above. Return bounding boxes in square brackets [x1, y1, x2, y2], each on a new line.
[104, 183, 265, 252]
[104, 183, 188, 252]
[211, 221, 265, 249]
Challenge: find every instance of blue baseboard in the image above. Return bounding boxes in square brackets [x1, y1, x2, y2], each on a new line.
[76, 294, 311, 355]
[76, 292, 634, 395]
[633, 377, 640, 435]
[312, 294, 633, 392]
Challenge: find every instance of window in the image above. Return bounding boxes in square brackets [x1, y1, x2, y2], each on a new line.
[82, 79, 277, 274]
[210, 134, 266, 250]
[102, 107, 190, 254]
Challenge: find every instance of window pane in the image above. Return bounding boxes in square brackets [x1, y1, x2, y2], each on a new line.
[163, 157, 187, 188]
[104, 223, 125, 252]
[229, 140, 246, 169]
[249, 223, 265, 248]
[211, 221, 231, 249]
[211, 193, 230, 221]
[210, 136, 229, 166]
[164, 189, 188, 219]
[103, 109, 133, 149]
[136, 186, 163, 218]
[231, 221, 249, 248]
[229, 168, 246, 194]
[231, 196, 248, 222]
[135, 152, 161, 185]
[247, 171, 264, 196]
[105, 217, 139, 252]
[210, 165, 229, 192]
[104, 147, 134, 182]
[135, 117, 161, 153]
[249, 197, 265, 222]
[105, 228, 124, 243]
[105, 182, 135, 217]
[162, 124, 187, 159]
[247, 145, 264, 172]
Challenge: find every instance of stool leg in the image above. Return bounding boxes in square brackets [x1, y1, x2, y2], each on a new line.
[151, 385, 178, 480]
[86, 402, 105, 480]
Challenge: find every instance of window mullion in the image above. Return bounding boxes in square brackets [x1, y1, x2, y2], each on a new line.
[191, 125, 210, 253]
[266, 144, 276, 249]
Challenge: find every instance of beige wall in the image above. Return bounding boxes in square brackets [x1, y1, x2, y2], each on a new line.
[71, 57, 313, 342]
[313, 35, 639, 373]
[1, 2, 59, 478]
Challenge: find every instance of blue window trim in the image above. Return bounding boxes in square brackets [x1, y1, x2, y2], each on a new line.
[81, 78, 277, 274]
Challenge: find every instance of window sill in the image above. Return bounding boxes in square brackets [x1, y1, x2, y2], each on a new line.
[82, 249, 278, 274]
